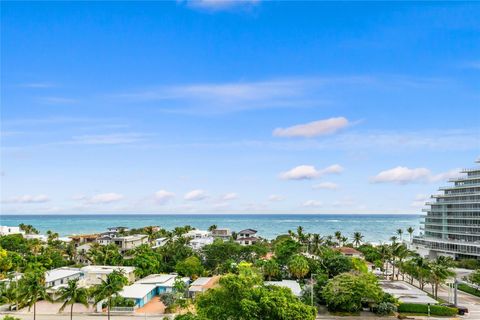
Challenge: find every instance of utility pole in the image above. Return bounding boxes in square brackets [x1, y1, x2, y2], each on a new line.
[310, 273, 316, 308]
[454, 278, 458, 306]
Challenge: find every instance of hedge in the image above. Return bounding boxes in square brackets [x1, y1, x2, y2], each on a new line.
[458, 283, 480, 297]
[397, 303, 458, 316]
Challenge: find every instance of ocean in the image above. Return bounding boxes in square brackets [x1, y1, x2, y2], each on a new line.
[0, 214, 422, 243]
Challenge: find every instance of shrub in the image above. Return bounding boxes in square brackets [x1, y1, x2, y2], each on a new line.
[454, 259, 480, 270]
[397, 303, 457, 316]
[3, 316, 21, 320]
[373, 302, 397, 315]
[458, 283, 480, 297]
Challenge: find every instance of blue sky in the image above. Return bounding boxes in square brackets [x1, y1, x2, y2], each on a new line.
[1, 1, 479, 214]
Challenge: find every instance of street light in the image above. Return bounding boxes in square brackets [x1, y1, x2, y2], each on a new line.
[310, 273, 317, 308]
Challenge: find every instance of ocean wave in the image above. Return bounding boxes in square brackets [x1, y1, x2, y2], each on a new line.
[326, 220, 340, 222]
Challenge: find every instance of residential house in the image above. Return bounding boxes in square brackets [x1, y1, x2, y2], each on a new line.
[107, 226, 129, 233]
[120, 274, 189, 308]
[236, 229, 259, 246]
[0, 226, 24, 236]
[185, 229, 211, 239]
[70, 234, 99, 248]
[264, 280, 302, 297]
[188, 276, 220, 297]
[98, 234, 148, 253]
[211, 228, 232, 241]
[189, 237, 214, 250]
[80, 265, 136, 286]
[336, 247, 364, 258]
[152, 237, 169, 248]
[45, 267, 83, 289]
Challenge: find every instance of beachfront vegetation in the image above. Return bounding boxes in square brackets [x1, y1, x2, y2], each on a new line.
[0, 224, 460, 318]
[397, 303, 457, 316]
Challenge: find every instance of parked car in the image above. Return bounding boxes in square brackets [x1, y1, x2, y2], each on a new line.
[441, 303, 468, 315]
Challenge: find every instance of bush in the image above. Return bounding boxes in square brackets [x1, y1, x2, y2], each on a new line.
[3, 316, 21, 320]
[175, 313, 204, 320]
[373, 302, 397, 316]
[458, 283, 480, 297]
[397, 303, 457, 316]
[454, 259, 480, 270]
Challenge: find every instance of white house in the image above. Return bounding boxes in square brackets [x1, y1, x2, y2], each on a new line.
[80, 265, 136, 286]
[152, 237, 169, 248]
[211, 228, 231, 241]
[185, 229, 211, 239]
[0, 226, 24, 236]
[265, 280, 302, 297]
[97, 234, 148, 252]
[45, 267, 83, 289]
[189, 237, 214, 250]
[236, 229, 259, 246]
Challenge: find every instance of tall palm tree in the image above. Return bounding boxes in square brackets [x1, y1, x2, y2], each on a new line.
[92, 270, 128, 320]
[143, 226, 157, 243]
[396, 229, 403, 242]
[18, 270, 51, 320]
[352, 232, 364, 247]
[0, 279, 21, 311]
[406, 226, 415, 243]
[208, 224, 217, 232]
[390, 236, 398, 244]
[429, 256, 455, 298]
[334, 231, 342, 247]
[57, 279, 89, 320]
[261, 259, 280, 281]
[287, 255, 310, 280]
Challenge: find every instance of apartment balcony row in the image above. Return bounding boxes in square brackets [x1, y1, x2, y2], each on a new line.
[461, 167, 480, 174]
[420, 221, 480, 228]
[432, 191, 480, 198]
[449, 176, 480, 183]
[439, 184, 480, 191]
[423, 207, 480, 212]
[425, 200, 480, 205]
[413, 236, 480, 247]
[423, 228, 480, 237]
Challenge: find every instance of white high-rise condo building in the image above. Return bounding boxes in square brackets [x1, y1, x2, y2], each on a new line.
[412, 159, 480, 259]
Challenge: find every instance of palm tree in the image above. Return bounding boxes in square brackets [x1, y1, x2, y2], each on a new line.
[334, 231, 342, 247]
[352, 232, 364, 247]
[396, 229, 403, 242]
[92, 270, 128, 320]
[341, 236, 348, 247]
[429, 256, 455, 298]
[261, 259, 280, 281]
[0, 279, 20, 311]
[18, 270, 51, 320]
[208, 224, 217, 232]
[390, 236, 398, 244]
[407, 226, 415, 243]
[287, 255, 309, 280]
[57, 279, 89, 320]
[143, 226, 157, 243]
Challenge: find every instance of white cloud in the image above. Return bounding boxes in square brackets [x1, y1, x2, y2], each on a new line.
[20, 82, 56, 88]
[71, 133, 148, 145]
[181, 0, 259, 10]
[273, 117, 349, 138]
[184, 189, 208, 201]
[89, 193, 124, 204]
[221, 192, 238, 200]
[411, 194, 430, 208]
[371, 167, 431, 184]
[371, 166, 462, 184]
[430, 168, 463, 182]
[303, 200, 322, 208]
[38, 96, 77, 104]
[312, 182, 338, 190]
[280, 164, 344, 180]
[2, 194, 50, 204]
[154, 190, 176, 204]
[113, 77, 336, 114]
[268, 194, 284, 202]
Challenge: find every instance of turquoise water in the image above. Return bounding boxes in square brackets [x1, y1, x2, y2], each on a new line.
[0, 214, 421, 242]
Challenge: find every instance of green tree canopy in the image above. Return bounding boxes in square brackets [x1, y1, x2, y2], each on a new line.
[322, 272, 383, 312]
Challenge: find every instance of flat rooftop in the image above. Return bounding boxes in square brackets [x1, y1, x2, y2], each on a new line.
[81, 265, 135, 274]
[379, 281, 437, 304]
[45, 268, 82, 282]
